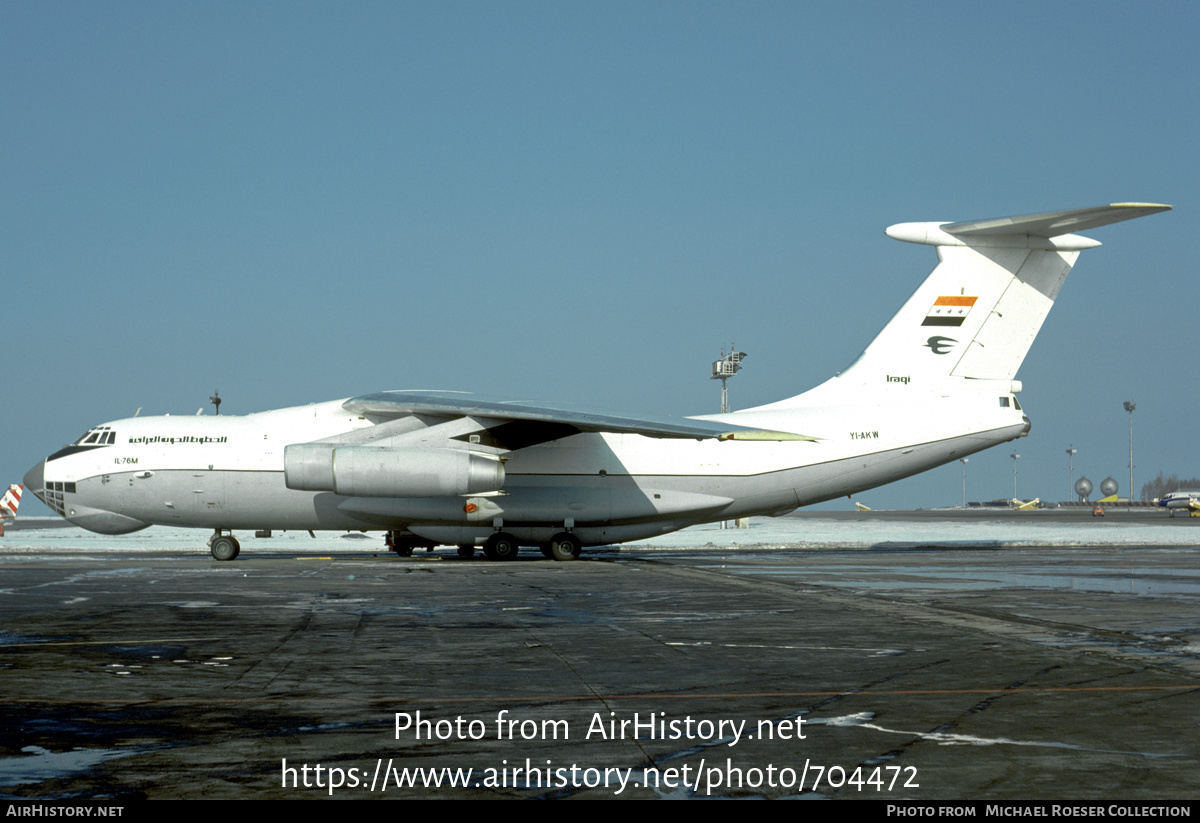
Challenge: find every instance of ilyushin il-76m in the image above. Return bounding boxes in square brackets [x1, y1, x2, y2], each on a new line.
[25, 203, 1170, 561]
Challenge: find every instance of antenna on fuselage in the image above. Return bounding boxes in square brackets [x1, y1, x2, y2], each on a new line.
[210, 390, 222, 416]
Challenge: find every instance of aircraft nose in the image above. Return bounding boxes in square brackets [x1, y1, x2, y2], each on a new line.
[23, 459, 44, 498]
[23, 460, 46, 508]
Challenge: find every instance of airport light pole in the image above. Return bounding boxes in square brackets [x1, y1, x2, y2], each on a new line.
[1123, 401, 1136, 502]
[960, 458, 968, 508]
[712, 345, 747, 528]
[1010, 452, 1020, 503]
[1066, 447, 1077, 501]
[711, 345, 747, 414]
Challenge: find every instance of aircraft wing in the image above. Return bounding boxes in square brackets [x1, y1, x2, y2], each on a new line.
[342, 391, 815, 443]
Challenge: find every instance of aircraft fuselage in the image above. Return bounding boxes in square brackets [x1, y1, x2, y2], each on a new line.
[26, 391, 1028, 547]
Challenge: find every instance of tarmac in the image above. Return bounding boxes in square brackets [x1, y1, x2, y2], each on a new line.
[1, 509, 1198, 800]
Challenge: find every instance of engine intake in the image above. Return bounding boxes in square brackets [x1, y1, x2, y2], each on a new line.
[284, 445, 505, 497]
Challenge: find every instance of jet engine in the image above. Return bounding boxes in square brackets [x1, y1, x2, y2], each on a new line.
[284, 444, 505, 497]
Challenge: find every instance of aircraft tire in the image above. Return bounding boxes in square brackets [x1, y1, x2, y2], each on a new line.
[549, 533, 581, 562]
[484, 532, 519, 561]
[457, 545, 474, 559]
[539, 544, 554, 559]
[211, 535, 239, 562]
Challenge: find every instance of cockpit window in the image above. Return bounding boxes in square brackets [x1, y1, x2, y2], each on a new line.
[72, 427, 117, 447]
[47, 427, 119, 462]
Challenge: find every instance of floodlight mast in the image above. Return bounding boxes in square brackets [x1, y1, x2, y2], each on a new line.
[711, 345, 747, 414]
[1123, 401, 1136, 502]
[1011, 452, 1020, 503]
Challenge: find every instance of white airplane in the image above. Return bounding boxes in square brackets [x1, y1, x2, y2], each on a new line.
[1156, 490, 1200, 516]
[0, 484, 22, 524]
[24, 203, 1171, 561]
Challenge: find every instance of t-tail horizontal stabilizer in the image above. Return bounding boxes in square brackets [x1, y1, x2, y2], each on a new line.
[829, 203, 1171, 393]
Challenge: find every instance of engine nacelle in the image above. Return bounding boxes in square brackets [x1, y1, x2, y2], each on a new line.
[284, 444, 505, 497]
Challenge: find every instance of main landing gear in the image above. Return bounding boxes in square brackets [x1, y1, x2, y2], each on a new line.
[209, 530, 240, 561]
[482, 532, 519, 561]
[548, 532, 582, 561]
[483, 531, 581, 561]
[205, 528, 584, 562]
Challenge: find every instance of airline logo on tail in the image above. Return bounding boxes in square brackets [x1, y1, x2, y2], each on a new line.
[1, 484, 22, 522]
[924, 336, 957, 355]
[922, 295, 978, 326]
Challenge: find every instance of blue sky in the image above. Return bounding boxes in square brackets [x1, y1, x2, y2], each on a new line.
[6, 1, 1197, 515]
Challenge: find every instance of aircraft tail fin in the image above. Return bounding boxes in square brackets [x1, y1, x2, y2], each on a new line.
[803, 203, 1170, 399]
[1, 484, 23, 522]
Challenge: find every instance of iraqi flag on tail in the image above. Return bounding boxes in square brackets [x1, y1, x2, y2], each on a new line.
[922, 295, 977, 326]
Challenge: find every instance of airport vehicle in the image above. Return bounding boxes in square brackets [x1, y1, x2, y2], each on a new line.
[24, 203, 1171, 561]
[0, 484, 21, 524]
[1156, 490, 1200, 516]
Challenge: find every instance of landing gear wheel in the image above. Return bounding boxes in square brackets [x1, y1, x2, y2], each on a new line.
[549, 532, 581, 562]
[539, 544, 554, 559]
[483, 532, 519, 561]
[457, 545, 475, 559]
[395, 545, 413, 557]
[210, 535, 240, 561]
